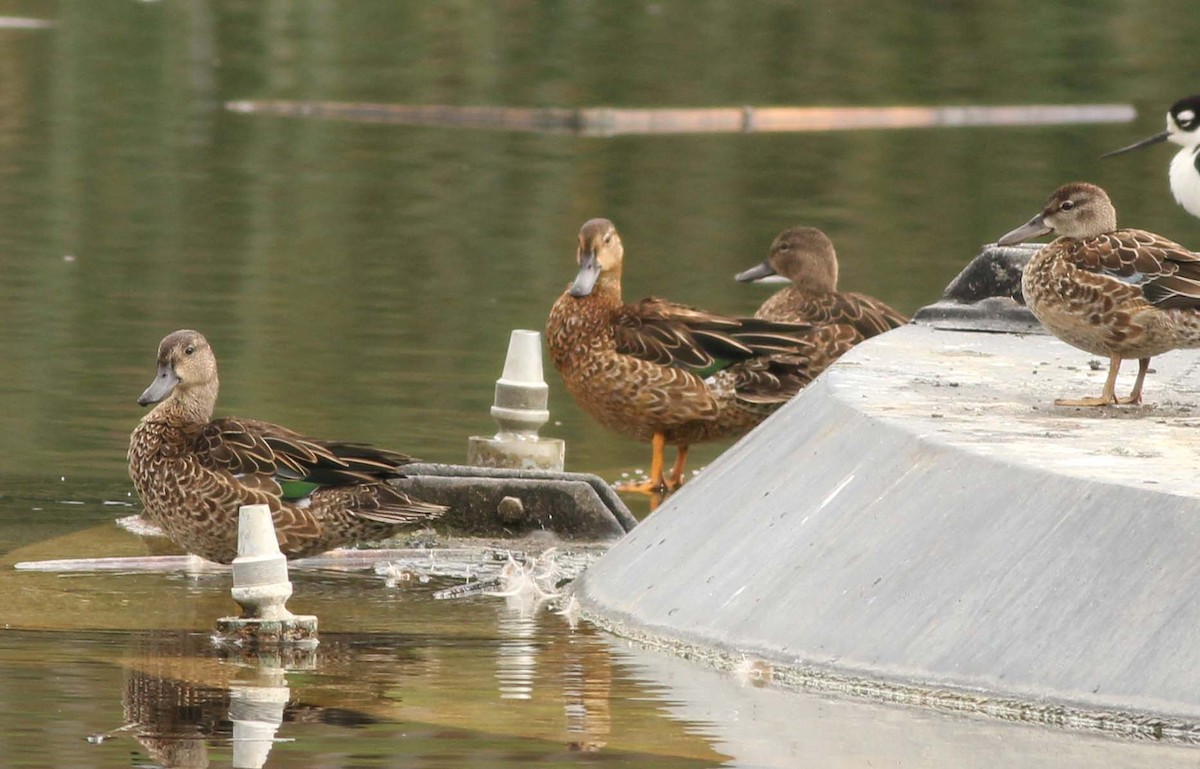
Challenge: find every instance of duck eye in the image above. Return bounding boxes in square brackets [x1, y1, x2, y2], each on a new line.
[1060, 200, 1075, 211]
[184, 345, 195, 356]
[603, 234, 612, 244]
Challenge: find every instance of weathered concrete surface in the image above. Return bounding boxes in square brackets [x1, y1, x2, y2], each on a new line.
[574, 323, 1200, 724]
[394, 463, 636, 539]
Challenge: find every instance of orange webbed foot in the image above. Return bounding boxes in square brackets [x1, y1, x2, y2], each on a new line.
[1054, 395, 1117, 407]
[614, 477, 670, 495]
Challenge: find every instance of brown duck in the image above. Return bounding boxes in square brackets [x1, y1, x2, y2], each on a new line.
[546, 218, 856, 493]
[735, 226, 907, 338]
[128, 330, 445, 563]
[998, 181, 1200, 406]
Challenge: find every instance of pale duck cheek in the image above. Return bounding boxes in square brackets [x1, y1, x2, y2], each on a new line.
[1169, 148, 1200, 218]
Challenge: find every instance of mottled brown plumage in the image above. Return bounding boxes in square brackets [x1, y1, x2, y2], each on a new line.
[736, 226, 907, 342]
[128, 330, 445, 563]
[998, 182, 1200, 406]
[546, 218, 853, 492]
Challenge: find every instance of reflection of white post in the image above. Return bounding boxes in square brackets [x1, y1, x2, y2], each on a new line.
[215, 505, 318, 647]
[495, 607, 538, 700]
[468, 330, 565, 470]
[230, 669, 290, 769]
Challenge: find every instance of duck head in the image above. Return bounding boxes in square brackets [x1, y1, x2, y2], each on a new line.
[736, 226, 839, 292]
[138, 330, 220, 418]
[569, 218, 623, 298]
[998, 182, 1118, 245]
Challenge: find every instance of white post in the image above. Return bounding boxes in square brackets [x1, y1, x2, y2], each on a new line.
[214, 505, 318, 648]
[468, 330, 565, 470]
[230, 505, 294, 621]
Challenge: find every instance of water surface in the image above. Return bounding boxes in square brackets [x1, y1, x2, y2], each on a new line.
[1, 1, 1199, 765]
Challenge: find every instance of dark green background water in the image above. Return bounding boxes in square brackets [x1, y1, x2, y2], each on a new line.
[3, 0, 1198, 496]
[2, 2, 1200, 764]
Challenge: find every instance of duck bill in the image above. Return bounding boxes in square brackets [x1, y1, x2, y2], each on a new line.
[1101, 130, 1169, 158]
[569, 250, 601, 297]
[138, 364, 180, 406]
[997, 214, 1053, 246]
[735, 260, 778, 283]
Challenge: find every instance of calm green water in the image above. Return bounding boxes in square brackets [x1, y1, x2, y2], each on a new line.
[0, 575, 727, 768]
[2, 1, 1200, 765]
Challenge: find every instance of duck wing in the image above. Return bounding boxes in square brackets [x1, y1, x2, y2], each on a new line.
[197, 418, 418, 487]
[840, 293, 908, 336]
[1068, 229, 1200, 310]
[726, 324, 861, 405]
[794, 292, 908, 337]
[613, 297, 815, 372]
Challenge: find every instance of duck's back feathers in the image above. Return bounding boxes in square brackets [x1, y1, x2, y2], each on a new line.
[756, 289, 907, 337]
[1062, 229, 1200, 309]
[719, 324, 859, 406]
[198, 417, 443, 529]
[613, 296, 816, 372]
[839, 293, 908, 336]
[198, 418, 416, 485]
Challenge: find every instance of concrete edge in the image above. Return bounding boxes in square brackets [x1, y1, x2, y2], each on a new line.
[570, 325, 1200, 736]
[572, 602, 1199, 744]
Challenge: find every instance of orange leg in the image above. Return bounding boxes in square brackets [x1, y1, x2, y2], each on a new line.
[1116, 357, 1151, 405]
[666, 444, 690, 491]
[615, 433, 668, 494]
[1056, 354, 1120, 407]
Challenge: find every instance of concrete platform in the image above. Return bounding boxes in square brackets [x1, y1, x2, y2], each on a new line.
[574, 322, 1200, 734]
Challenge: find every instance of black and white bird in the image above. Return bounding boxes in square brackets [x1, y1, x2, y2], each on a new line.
[1104, 95, 1200, 219]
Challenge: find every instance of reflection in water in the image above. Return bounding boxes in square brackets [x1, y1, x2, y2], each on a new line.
[122, 635, 300, 768]
[20, 615, 1200, 768]
[562, 624, 612, 753]
[495, 607, 537, 701]
[493, 601, 614, 751]
[121, 636, 231, 769]
[119, 633, 324, 769]
[228, 673, 289, 769]
[84, 604, 701, 767]
[123, 671, 225, 768]
[611, 641, 1200, 769]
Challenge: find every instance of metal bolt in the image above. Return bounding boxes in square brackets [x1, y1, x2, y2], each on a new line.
[497, 496, 525, 523]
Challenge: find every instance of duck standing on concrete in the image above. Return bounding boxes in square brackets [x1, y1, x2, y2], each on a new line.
[997, 182, 1200, 406]
[735, 226, 907, 338]
[1103, 95, 1200, 219]
[128, 329, 446, 563]
[546, 218, 856, 494]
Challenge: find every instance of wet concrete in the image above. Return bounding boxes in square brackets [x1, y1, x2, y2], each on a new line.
[574, 323, 1200, 734]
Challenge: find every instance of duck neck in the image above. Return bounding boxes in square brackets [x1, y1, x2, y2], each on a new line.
[591, 265, 623, 306]
[144, 377, 219, 426]
[784, 258, 837, 294]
